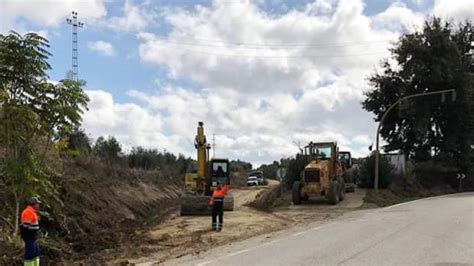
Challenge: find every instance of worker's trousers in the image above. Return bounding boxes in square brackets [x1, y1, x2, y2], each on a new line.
[24, 239, 40, 266]
[212, 200, 224, 230]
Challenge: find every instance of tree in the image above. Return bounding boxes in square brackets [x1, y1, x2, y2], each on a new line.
[258, 161, 279, 179]
[0, 32, 89, 233]
[66, 128, 92, 156]
[93, 136, 122, 163]
[230, 160, 252, 172]
[283, 154, 308, 189]
[128, 147, 160, 169]
[363, 18, 473, 172]
[358, 153, 394, 188]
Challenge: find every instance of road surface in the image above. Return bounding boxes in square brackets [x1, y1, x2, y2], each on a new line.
[166, 193, 474, 266]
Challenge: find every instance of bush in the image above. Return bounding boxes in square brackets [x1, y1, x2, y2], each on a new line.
[283, 154, 308, 190]
[358, 153, 394, 188]
[258, 161, 279, 179]
[412, 161, 458, 189]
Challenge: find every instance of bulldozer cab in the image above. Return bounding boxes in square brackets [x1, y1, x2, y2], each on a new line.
[304, 142, 335, 160]
[209, 159, 230, 190]
[339, 151, 352, 169]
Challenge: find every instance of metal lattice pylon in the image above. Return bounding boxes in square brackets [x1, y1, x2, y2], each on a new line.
[66, 11, 84, 81]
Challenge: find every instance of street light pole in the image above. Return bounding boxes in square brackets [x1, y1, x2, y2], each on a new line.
[374, 89, 456, 193]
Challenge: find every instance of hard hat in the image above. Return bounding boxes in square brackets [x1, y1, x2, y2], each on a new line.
[26, 197, 42, 205]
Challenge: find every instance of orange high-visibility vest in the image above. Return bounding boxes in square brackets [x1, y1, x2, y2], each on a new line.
[20, 205, 39, 240]
[209, 185, 230, 206]
[21, 206, 39, 228]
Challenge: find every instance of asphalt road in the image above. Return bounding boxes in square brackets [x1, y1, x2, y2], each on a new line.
[166, 193, 474, 266]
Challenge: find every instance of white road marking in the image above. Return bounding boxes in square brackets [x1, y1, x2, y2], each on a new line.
[196, 260, 214, 266]
[260, 239, 280, 247]
[229, 248, 252, 257]
[292, 230, 308, 236]
[196, 224, 328, 265]
[195, 237, 282, 265]
[383, 200, 414, 210]
[292, 225, 325, 237]
[381, 193, 458, 211]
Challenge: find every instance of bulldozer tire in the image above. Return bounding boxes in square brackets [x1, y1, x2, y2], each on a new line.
[339, 180, 345, 201]
[292, 181, 302, 205]
[327, 181, 340, 205]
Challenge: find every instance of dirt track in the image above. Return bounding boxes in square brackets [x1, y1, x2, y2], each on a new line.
[118, 181, 367, 265]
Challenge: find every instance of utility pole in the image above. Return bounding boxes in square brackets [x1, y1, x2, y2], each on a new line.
[374, 89, 456, 193]
[212, 134, 216, 158]
[66, 11, 84, 81]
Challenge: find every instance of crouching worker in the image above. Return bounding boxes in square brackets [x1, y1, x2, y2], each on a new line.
[20, 197, 41, 266]
[209, 182, 230, 232]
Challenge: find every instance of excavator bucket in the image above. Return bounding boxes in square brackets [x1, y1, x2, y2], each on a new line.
[180, 194, 234, 216]
[180, 195, 211, 216]
[223, 194, 234, 211]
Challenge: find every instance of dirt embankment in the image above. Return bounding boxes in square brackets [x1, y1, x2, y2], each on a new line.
[119, 181, 367, 265]
[37, 159, 183, 264]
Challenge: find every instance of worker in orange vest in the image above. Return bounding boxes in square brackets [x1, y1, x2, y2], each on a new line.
[20, 197, 41, 266]
[209, 182, 230, 232]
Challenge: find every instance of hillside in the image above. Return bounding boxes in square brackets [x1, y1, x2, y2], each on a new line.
[0, 157, 183, 264]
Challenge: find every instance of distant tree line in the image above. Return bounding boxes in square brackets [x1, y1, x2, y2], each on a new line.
[64, 130, 194, 176]
[230, 160, 252, 172]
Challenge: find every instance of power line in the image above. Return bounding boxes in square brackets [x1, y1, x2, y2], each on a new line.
[149, 42, 389, 58]
[146, 37, 393, 50]
[157, 37, 394, 49]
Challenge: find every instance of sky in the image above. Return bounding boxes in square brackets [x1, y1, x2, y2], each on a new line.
[1, 0, 473, 166]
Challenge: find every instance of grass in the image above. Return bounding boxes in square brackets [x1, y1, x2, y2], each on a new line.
[363, 182, 457, 207]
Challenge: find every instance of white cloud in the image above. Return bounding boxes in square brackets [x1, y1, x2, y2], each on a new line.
[371, 2, 425, 32]
[0, 0, 107, 33]
[87, 40, 115, 56]
[138, 0, 396, 100]
[103, 0, 155, 32]
[82, 87, 374, 164]
[0, 0, 155, 34]
[433, 0, 474, 23]
[82, 90, 174, 152]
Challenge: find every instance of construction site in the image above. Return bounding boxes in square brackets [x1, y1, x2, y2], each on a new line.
[67, 122, 369, 265]
[1, 3, 473, 265]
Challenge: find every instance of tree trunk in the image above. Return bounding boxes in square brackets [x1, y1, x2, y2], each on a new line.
[13, 191, 19, 234]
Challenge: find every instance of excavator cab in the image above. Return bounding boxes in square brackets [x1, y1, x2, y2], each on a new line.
[209, 160, 230, 189]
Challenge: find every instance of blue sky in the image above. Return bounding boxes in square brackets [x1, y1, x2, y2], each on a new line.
[1, 0, 472, 165]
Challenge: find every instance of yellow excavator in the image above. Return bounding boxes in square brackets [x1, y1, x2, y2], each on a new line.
[180, 122, 234, 215]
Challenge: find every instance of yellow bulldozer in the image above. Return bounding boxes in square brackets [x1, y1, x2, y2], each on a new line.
[180, 122, 234, 215]
[292, 141, 345, 205]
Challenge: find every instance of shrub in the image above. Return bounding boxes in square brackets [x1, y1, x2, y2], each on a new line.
[412, 161, 458, 189]
[358, 153, 394, 188]
[284, 154, 308, 189]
